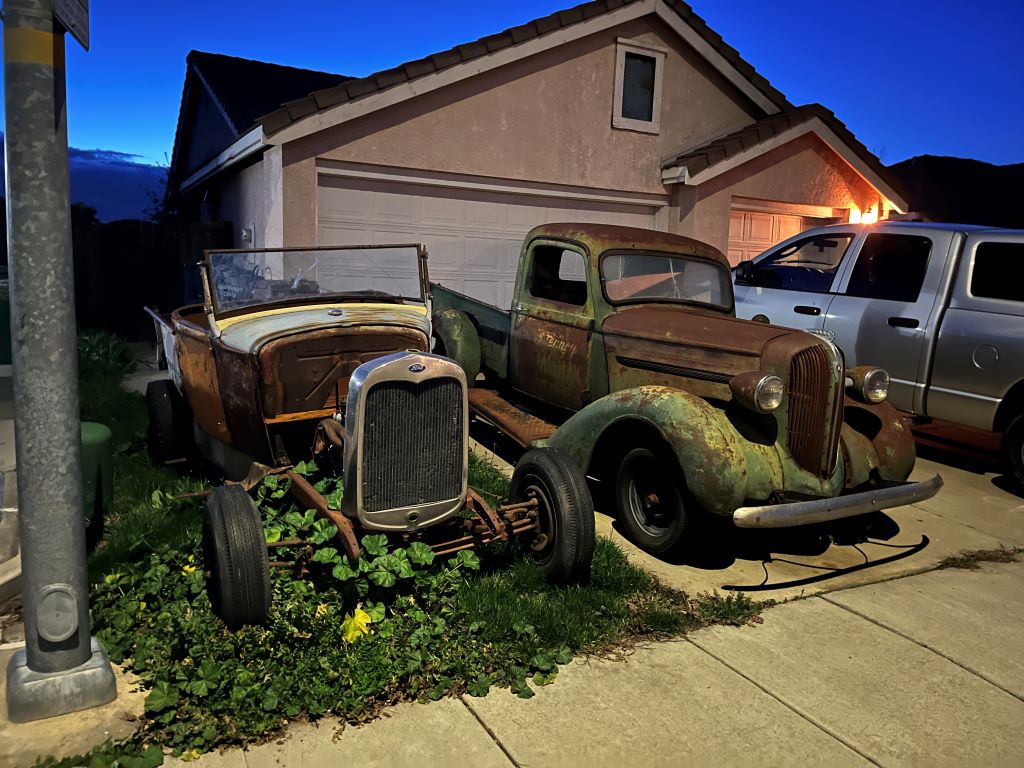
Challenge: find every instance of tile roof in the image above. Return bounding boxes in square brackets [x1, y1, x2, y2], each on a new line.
[187, 51, 352, 136]
[663, 103, 905, 200]
[258, 0, 793, 135]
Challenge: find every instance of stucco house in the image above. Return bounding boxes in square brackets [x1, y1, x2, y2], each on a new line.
[167, 0, 906, 307]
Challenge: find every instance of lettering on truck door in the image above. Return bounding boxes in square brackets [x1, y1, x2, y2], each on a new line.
[510, 241, 594, 410]
[822, 230, 952, 413]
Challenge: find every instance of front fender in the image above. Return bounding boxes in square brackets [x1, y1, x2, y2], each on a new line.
[841, 398, 915, 483]
[545, 386, 749, 516]
[432, 309, 481, 384]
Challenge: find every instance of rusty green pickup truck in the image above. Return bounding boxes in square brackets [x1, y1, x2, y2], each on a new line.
[431, 223, 942, 555]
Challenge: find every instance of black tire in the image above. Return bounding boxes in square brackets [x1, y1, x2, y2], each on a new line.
[146, 379, 191, 464]
[1005, 414, 1024, 487]
[615, 446, 690, 555]
[510, 447, 595, 585]
[202, 485, 272, 630]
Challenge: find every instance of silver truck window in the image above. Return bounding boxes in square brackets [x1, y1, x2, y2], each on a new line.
[845, 233, 931, 302]
[529, 246, 588, 307]
[752, 234, 854, 292]
[971, 242, 1024, 302]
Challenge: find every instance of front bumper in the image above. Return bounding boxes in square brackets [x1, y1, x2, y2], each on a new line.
[732, 474, 943, 529]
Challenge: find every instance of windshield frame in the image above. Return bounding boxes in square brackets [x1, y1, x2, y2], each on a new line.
[599, 249, 735, 314]
[202, 244, 429, 318]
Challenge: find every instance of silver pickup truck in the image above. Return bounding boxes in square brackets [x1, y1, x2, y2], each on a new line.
[733, 221, 1024, 483]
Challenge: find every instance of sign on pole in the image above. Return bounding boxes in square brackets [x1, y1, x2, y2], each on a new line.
[53, 0, 88, 50]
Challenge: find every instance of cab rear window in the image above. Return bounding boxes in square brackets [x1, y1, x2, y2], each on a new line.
[971, 242, 1024, 302]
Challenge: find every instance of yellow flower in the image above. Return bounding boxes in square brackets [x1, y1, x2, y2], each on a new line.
[341, 608, 372, 643]
[182, 565, 197, 575]
[315, 603, 329, 620]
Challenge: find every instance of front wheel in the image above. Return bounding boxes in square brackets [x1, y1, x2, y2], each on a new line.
[202, 485, 272, 630]
[1004, 414, 1024, 487]
[615, 447, 690, 555]
[510, 447, 595, 585]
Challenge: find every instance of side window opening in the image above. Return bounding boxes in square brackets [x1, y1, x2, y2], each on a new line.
[970, 242, 1024, 302]
[529, 246, 588, 307]
[753, 233, 854, 292]
[845, 233, 932, 302]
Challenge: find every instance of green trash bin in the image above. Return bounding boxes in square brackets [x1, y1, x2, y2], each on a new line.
[81, 421, 113, 548]
[0, 265, 10, 366]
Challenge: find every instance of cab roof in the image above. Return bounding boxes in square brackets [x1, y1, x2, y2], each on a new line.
[526, 223, 729, 269]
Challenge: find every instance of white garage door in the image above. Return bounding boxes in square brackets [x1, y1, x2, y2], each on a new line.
[317, 176, 659, 308]
[727, 209, 808, 266]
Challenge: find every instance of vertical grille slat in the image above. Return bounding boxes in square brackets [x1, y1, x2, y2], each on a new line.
[361, 377, 463, 513]
[786, 345, 841, 476]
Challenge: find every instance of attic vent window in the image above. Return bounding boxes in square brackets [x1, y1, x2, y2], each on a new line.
[613, 38, 666, 134]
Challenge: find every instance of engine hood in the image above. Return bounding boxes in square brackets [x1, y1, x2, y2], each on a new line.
[602, 305, 794, 357]
[216, 303, 431, 354]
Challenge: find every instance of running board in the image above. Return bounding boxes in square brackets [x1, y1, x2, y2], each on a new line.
[467, 389, 556, 448]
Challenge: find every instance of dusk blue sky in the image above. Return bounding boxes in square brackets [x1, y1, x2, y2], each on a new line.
[5, 0, 1024, 168]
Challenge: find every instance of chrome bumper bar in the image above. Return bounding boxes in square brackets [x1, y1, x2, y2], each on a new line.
[732, 474, 944, 529]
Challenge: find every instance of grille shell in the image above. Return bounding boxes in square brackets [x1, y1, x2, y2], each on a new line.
[361, 377, 464, 513]
[344, 352, 468, 531]
[786, 344, 843, 476]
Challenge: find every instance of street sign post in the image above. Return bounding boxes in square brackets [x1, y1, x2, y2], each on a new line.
[53, 0, 87, 50]
[3, 0, 114, 722]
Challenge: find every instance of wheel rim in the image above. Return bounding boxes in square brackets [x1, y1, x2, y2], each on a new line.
[522, 476, 557, 565]
[624, 454, 675, 538]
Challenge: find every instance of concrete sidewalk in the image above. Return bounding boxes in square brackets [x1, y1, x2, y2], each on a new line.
[171, 557, 1024, 768]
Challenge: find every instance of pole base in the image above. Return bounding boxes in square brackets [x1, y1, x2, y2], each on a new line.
[5, 637, 117, 723]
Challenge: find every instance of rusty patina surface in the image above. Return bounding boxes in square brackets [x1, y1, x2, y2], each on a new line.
[434, 222, 921, 519]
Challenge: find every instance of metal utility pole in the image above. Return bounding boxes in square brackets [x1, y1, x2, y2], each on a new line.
[4, 0, 115, 722]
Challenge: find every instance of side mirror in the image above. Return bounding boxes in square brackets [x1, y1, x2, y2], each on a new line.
[734, 260, 757, 285]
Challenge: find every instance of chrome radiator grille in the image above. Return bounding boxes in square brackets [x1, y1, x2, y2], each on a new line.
[786, 345, 842, 476]
[360, 377, 464, 513]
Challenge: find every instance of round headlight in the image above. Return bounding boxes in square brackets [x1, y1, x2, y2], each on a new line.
[862, 368, 889, 403]
[754, 375, 785, 413]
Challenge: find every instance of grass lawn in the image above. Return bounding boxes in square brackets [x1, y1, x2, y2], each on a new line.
[58, 350, 769, 765]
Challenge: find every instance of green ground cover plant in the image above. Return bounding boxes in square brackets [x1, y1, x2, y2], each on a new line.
[52, 351, 768, 766]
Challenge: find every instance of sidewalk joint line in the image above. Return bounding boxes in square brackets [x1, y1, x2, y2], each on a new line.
[459, 695, 521, 767]
[685, 635, 882, 767]
[821, 595, 1024, 704]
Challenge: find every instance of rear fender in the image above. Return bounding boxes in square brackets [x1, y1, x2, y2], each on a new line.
[546, 386, 749, 516]
[432, 309, 481, 384]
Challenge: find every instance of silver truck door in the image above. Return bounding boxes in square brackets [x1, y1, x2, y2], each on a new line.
[823, 228, 956, 413]
[733, 229, 858, 331]
[928, 233, 1024, 430]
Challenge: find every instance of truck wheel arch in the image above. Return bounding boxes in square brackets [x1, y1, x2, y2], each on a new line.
[545, 386, 749, 517]
[432, 308, 481, 384]
[993, 379, 1024, 435]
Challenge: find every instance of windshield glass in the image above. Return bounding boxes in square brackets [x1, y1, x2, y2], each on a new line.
[206, 246, 424, 313]
[601, 251, 732, 310]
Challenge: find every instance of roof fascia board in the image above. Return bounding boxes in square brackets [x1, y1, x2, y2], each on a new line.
[317, 160, 669, 207]
[179, 126, 266, 193]
[653, 4, 779, 115]
[662, 118, 907, 212]
[266, 0, 657, 145]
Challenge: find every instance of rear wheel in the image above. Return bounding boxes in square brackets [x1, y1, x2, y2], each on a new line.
[146, 379, 192, 464]
[202, 485, 272, 630]
[510, 447, 595, 585]
[1005, 414, 1024, 487]
[615, 447, 690, 555]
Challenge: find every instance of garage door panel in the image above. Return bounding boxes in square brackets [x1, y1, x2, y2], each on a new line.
[317, 176, 657, 306]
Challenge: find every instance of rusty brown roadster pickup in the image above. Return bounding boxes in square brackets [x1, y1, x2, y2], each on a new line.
[146, 244, 594, 628]
[431, 224, 943, 555]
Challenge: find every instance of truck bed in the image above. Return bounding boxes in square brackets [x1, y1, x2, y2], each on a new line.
[431, 283, 511, 377]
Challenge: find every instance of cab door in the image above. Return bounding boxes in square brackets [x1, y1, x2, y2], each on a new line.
[509, 240, 594, 411]
[823, 229, 954, 413]
[733, 230, 859, 330]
